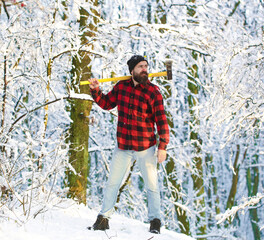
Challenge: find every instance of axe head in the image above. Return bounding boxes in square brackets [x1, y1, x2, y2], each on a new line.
[165, 60, 173, 80]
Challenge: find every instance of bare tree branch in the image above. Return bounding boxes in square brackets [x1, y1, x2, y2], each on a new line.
[1, 0, 10, 19]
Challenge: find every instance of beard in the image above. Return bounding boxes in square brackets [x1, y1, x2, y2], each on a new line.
[133, 71, 148, 85]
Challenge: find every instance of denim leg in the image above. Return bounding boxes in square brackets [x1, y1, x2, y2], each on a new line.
[100, 147, 133, 218]
[135, 146, 161, 221]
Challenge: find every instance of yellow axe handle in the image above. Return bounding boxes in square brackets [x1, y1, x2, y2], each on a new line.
[80, 71, 167, 85]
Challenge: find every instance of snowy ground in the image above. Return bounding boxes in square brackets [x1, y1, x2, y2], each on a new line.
[0, 200, 194, 240]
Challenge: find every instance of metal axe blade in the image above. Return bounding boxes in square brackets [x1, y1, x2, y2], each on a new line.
[165, 60, 173, 80]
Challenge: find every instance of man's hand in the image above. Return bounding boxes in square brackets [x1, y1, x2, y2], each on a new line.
[157, 149, 167, 163]
[89, 78, 100, 89]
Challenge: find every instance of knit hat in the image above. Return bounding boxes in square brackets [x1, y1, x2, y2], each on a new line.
[127, 55, 148, 74]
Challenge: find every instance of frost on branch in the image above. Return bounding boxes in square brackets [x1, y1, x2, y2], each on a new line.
[216, 193, 264, 224]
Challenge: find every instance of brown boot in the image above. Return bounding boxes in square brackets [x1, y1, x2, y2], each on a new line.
[90, 215, 109, 231]
[149, 218, 161, 234]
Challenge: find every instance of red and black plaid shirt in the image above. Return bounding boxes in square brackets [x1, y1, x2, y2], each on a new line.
[91, 79, 169, 151]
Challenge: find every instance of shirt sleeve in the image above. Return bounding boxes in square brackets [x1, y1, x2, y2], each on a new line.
[90, 85, 118, 110]
[153, 90, 170, 150]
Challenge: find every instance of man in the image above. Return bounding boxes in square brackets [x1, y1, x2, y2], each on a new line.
[88, 55, 169, 234]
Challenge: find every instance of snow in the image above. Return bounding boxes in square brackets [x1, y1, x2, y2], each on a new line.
[0, 199, 194, 240]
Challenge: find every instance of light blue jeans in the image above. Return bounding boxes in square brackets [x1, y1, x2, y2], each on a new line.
[100, 145, 161, 221]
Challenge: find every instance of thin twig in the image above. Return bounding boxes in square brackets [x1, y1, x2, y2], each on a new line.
[1, 56, 7, 136]
[104, 230, 117, 239]
[6, 95, 93, 136]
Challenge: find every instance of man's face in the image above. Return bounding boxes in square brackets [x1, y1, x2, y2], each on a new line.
[132, 61, 149, 85]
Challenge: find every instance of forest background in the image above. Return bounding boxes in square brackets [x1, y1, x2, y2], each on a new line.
[0, 0, 263, 239]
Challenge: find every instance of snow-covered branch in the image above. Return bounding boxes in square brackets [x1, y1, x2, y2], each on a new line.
[216, 193, 264, 224]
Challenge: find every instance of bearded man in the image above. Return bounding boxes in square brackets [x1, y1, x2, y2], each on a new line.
[88, 55, 169, 234]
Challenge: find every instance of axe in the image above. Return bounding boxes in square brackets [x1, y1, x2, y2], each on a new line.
[80, 60, 172, 85]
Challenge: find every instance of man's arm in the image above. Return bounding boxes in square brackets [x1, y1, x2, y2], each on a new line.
[89, 78, 117, 110]
[153, 90, 170, 163]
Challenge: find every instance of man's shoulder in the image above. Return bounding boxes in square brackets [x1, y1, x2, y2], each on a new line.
[114, 79, 131, 89]
[147, 81, 161, 94]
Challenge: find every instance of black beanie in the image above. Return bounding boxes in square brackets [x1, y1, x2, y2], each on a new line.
[127, 55, 148, 74]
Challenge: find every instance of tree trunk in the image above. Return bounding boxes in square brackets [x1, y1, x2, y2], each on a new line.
[226, 145, 241, 210]
[246, 122, 260, 240]
[187, 1, 206, 236]
[247, 164, 260, 240]
[66, 1, 99, 205]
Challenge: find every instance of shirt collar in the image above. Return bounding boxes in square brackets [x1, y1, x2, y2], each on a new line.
[128, 78, 150, 89]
